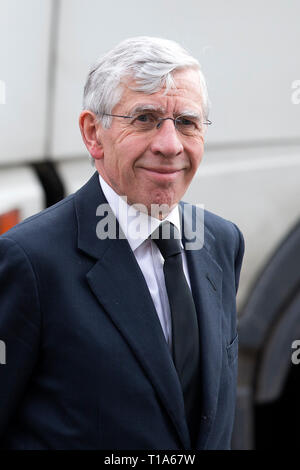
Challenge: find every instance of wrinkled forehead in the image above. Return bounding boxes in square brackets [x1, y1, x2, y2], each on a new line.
[115, 68, 204, 115]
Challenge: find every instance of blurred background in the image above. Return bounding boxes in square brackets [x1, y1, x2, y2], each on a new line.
[1, 0, 300, 449]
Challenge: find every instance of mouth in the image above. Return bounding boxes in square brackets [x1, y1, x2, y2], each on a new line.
[139, 167, 184, 180]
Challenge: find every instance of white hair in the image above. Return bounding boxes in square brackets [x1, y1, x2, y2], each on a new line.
[83, 36, 210, 129]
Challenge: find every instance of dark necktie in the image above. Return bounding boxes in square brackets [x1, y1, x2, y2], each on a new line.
[151, 221, 201, 447]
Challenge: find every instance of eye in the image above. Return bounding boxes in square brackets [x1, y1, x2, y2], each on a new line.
[135, 113, 156, 122]
[131, 113, 157, 130]
[176, 117, 197, 127]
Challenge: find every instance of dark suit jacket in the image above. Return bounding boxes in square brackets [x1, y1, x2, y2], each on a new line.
[0, 171, 244, 450]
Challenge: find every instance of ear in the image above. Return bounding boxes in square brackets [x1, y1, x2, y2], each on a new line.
[79, 110, 104, 160]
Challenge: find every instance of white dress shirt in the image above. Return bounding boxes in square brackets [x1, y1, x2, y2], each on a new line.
[98, 174, 192, 351]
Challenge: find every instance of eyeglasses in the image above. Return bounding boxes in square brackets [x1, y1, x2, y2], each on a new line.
[100, 112, 212, 137]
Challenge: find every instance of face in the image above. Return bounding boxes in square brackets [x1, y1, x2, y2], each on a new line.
[82, 68, 205, 217]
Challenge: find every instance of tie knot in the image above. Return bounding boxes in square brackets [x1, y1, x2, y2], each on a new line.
[151, 221, 182, 259]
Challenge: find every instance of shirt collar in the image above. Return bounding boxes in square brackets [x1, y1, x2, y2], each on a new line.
[98, 174, 183, 252]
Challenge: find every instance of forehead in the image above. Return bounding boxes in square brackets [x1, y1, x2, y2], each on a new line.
[115, 68, 204, 114]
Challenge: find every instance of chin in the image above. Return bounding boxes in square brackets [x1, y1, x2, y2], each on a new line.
[146, 192, 180, 217]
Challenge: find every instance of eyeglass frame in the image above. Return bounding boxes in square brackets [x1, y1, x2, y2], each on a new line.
[100, 112, 212, 133]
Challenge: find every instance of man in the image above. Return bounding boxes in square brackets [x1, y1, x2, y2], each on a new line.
[0, 37, 244, 450]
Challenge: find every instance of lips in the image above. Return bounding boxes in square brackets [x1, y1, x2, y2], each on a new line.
[141, 167, 182, 174]
[137, 167, 184, 183]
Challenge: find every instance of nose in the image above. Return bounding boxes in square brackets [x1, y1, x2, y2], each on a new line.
[150, 119, 184, 157]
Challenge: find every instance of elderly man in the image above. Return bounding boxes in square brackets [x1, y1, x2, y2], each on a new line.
[0, 37, 244, 450]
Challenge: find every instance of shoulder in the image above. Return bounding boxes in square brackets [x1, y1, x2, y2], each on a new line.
[201, 207, 245, 292]
[203, 208, 243, 253]
[180, 200, 243, 253]
[180, 200, 244, 285]
[0, 193, 76, 256]
[203, 208, 245, 277]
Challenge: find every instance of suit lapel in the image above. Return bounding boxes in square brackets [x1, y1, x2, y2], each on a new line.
[74, 172, 190, 449]
[180, 202, 223, 449]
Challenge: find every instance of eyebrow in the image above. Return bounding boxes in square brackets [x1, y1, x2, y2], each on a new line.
[177, 109, 202, 120]
[128, 104, 166, 115]
[128, 104, 202, 120]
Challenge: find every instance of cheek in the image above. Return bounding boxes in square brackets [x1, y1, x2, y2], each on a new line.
[120, 140, 148, 173]
[189, 143, 204, 171]
[115, 153, 139, 187]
